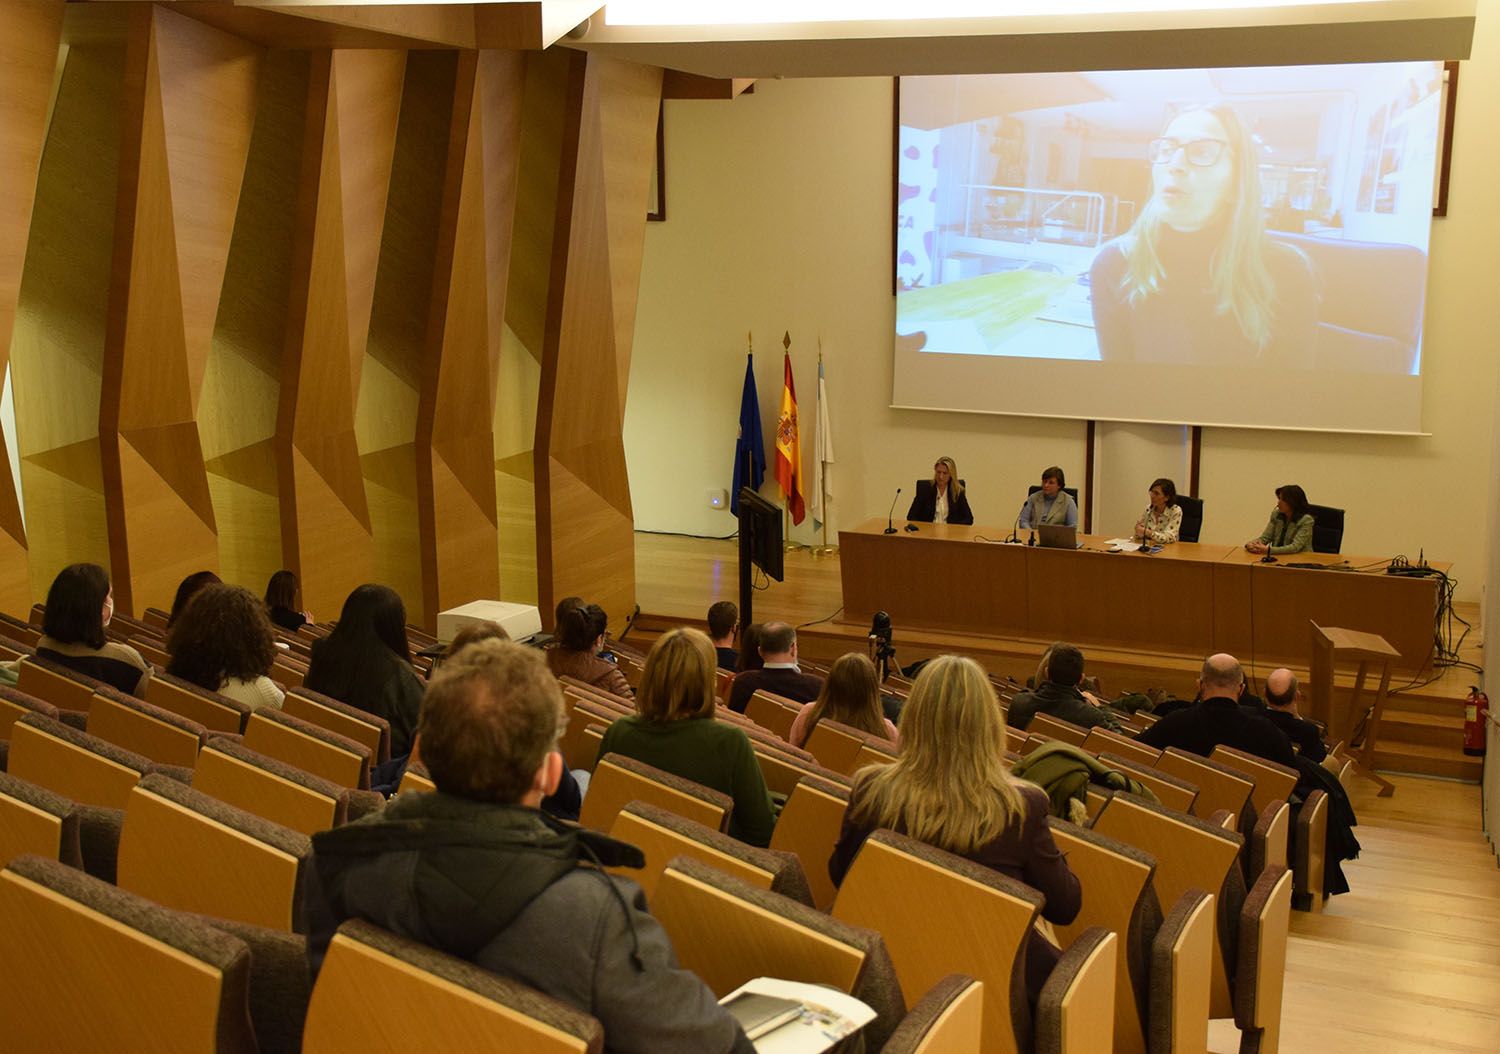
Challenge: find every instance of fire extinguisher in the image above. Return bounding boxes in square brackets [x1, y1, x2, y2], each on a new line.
[1463, 686, 1490, 757]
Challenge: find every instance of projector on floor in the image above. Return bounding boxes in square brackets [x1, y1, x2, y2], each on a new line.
[436, 600, 542, 645]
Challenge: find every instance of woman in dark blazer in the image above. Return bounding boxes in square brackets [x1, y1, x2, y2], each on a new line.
[906, 456, 973, 525]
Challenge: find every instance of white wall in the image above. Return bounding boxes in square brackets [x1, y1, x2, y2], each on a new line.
[627, 9, 1500, 602]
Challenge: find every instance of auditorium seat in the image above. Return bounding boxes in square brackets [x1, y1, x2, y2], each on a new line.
[8, 713, 154, 810]
[146, 671, 253, 735]
[1035, 927, 1120, 1054]
[283, 686, 391, 765]
[17, 655, 102, 711]
[559, 696, 620, 771]
[0, 854, 260, 1053]
[0, 611, 40, 647]
[1208, 746, 1298, 817]
[1096, 752, 1200, 816]
[0, 684, 61, 740]
[881, 974, 985, 1054]
[1084, 727, 1162, 767]
[852, 740, 900, 773]
[1148, 887, 1215, 1054]
[608, 800, 813, 905]
[1154, 749, 1256, 832]
[745, 690, 801, 740]
[1175, 495, 1205, 543]
[141, 606, 171, 631]
[304, 918, 603, 1053]
[1029, 712, 1092, 747]
[398, 763, 437, 795]
[1293, 789, 1329, 914]
[0, 771, 83, 869]
[0, 631, 34, 661]
[751, 739, 849, 799]
[87, 688, 206, 769]
[769, 775, 851, 910]
[117, 773, 310, 932]
[193, 736, 352, 836]
[578, 753, 732, 834]
[271, 655, 307, 687]
[832, 828, 1052, 1054]
[242, 709, 372, 790]
[1305, 503, 1345, 554]
[1234, 866, 1294, 1054]
[127, 634, 171, 668]
[805, 718, 894, 775]
[653, 855, 905, 1048]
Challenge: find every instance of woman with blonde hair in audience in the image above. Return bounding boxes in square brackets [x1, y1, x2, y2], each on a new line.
[596, 627, 776, 847]
[829, 654, 1080, 1004]
[167, 584, 284, 712]
[37, 562, 151, 697]
[788, 653, 897, 749]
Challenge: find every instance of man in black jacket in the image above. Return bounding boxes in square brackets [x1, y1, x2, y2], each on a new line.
[1245, 668, 1328, 762]
[303, 639, 754, 1054]
[726, 621, 824, 713]
[1138, 653, 1297, 768]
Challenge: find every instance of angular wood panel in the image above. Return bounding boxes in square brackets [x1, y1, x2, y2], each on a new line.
[99, 6, 262, 614]
[278, 49, 405, 620]
[416, 50, 526, 628]
[0, 0, 64, 614]
[536, 52, 662, 630]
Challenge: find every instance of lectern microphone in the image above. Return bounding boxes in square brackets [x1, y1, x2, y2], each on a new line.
[884, 488, 902, 535]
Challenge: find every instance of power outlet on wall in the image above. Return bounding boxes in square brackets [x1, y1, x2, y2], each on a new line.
[707, 489, 727, 510]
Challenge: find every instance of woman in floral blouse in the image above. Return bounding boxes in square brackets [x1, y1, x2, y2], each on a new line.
[1135, 478, 1183, 545]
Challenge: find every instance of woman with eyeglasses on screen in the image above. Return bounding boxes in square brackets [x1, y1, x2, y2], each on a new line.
[1089, 104, 1317, 365]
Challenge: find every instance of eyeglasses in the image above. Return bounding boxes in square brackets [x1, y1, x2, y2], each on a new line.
[1148, 137, 1228, 167]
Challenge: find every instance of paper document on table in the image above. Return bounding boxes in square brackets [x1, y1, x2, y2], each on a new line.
[1106, 538, 1143, 552]
[721, 977, 876, 1053]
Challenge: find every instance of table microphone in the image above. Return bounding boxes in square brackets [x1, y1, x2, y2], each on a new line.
[1007, 506, 1025, 544]
[884, 487, 902, 535]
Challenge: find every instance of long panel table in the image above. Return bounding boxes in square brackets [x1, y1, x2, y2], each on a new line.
[839, 518, 1443, 670]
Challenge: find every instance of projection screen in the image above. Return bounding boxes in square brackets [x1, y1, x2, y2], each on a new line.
[893, 63, 1444, 434]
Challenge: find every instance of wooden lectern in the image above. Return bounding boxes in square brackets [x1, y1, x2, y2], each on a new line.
[1308, 623, 1398, 797]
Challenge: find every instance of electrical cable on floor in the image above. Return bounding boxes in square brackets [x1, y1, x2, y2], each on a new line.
[798, 606, 844, 629]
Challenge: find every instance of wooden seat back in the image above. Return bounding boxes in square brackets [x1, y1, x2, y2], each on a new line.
[609, 801, 782, 902]
[751, 742, 847, 798]
[126, 635, 171, 668]
[17, 657, 97, 711]
[243, 709, 371, 789]
[87, 690, 205, 769]
[8, 714, 152, 810]
[832, 829, 1042, 1054]
[1249, 799, 1290, 883]
[0, 685, 59, 740]
[283, 687, 391, 764]
[0, 855, 256, 1053]
[1082, 727, 1161, 767]
[271, 656, 307, 687]
[769, 776, 851, 911]
[304, 919, 603, 1053]
[744, 690, 800, 740]
[1208, 746, 1298, 816]
[804, 718, 881, 775]
[1293, 790, 1329, 914]
[559, 697, 620, 771]
[1035, 928, 1119, 1054]
[881, 975, 985, 1054]
[1149, 888, 1215, 1054]
[852, 740, 899, 772]
[398, 765, 437, 795]
[1028, 712, 1091, 746]
[193, 737, 350, 836]
[578, 753, 731, 834]
[0, 772, 82, 869]
[1234, 867, 1294, 1054]
[1096, 752, 1199, 816]
[141, 606, 171, 631]
[1154, 748, 1254, 830]
[146, 672, 251, 735]
[118, 773, 309, 932]
[1091, 793, 1245, 1020]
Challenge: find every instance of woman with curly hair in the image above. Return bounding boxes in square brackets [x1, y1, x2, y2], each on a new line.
[167, 584, 284, 712]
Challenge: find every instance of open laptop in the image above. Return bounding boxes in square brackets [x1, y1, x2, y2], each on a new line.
[1037, 523, 1082, 550]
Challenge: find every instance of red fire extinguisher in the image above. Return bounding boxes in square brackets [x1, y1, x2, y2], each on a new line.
[1463, 686, 1489, 756]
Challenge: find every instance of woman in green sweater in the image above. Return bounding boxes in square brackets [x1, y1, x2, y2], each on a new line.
[596, 627, 776, 847]
[1245, 483, 1316, 556]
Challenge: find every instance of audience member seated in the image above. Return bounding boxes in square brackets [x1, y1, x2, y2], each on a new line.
[303, 638, 754, 1054]
[304, 584, 425, 757]
[166, 584, 285, 712]
[1247, 668, 1328, 763]
[736, 622, 765, 674]
[726, 622, 825, 714]
[788, 653, 898, 749]
[36, 563, 151, 696]
[264, 569, 313, 633]
[707, 600, 739, 672]
[829, 655, 1080, 1004]
[1137, 653, 1297, 767]
[165, 570, 221, 629]
[547, 597, 633, 698]
[1007, 642, 1126, 733]
[596, 628, 776, 847]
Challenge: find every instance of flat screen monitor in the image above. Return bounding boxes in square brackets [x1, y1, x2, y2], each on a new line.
[738, 487, 784, 582]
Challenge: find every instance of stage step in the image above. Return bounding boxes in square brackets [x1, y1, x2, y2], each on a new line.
[1372, 741, 1482, 781]
[1376, 709, 1465, 750]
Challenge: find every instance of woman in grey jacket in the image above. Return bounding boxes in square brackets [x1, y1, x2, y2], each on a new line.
[1245, 483, 1315, 556]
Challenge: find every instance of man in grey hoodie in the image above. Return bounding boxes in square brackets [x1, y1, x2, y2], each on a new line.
[303, 638, 753, 1054]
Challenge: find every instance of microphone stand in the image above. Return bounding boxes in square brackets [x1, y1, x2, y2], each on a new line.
[884, 487, 902, 535]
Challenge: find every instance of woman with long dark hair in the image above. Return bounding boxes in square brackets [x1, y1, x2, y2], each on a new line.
[264, 570, 313, 633]
[166, 570, 221, 629]
[167, 584, 283, 712]
[788, 653, 897, 749]
[37, 563, 151, 696]
[304, 584, 423, 755]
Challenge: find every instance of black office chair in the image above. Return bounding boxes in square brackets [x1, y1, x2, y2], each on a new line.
[1174, 495, 1204, 543]
[1305, 503, 1345, 554]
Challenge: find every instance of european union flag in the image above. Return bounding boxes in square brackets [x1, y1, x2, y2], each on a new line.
[731, 354, 765, 515]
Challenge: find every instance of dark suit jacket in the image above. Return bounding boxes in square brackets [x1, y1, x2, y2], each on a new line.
[727, 666, 825, 714]
[1137, 695, 1297, 768]
[905, 479, 973, 525]
[1240, 700, 1328, 762]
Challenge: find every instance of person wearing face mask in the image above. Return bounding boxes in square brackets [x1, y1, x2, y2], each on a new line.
[36, 562, 152, 696]
[1089, 103, 1318, 365]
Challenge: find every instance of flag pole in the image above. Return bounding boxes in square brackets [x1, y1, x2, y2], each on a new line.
[811, 345, 837, 557]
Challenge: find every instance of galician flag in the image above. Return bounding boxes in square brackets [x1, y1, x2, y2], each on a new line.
[774, 340, 805, 525]
[811, 356, 834, 530]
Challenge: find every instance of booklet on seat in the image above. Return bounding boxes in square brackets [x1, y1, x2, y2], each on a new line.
[720, 977, 876, 1053]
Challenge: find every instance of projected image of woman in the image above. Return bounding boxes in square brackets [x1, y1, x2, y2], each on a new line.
[1090, 104, 1317, 365]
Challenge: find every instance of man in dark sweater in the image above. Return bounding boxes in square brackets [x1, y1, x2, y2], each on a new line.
[1245, 668, 1328, 762]
[707, 600, 739, 671]
[304, 639, 753, 1054]
[1007, 642, 1126, 733]
[726, 621, 824, 714]
[1138, 653, 1297, 768]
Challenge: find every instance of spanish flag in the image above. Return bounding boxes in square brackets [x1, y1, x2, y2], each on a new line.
[774, 349, 805, 525]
